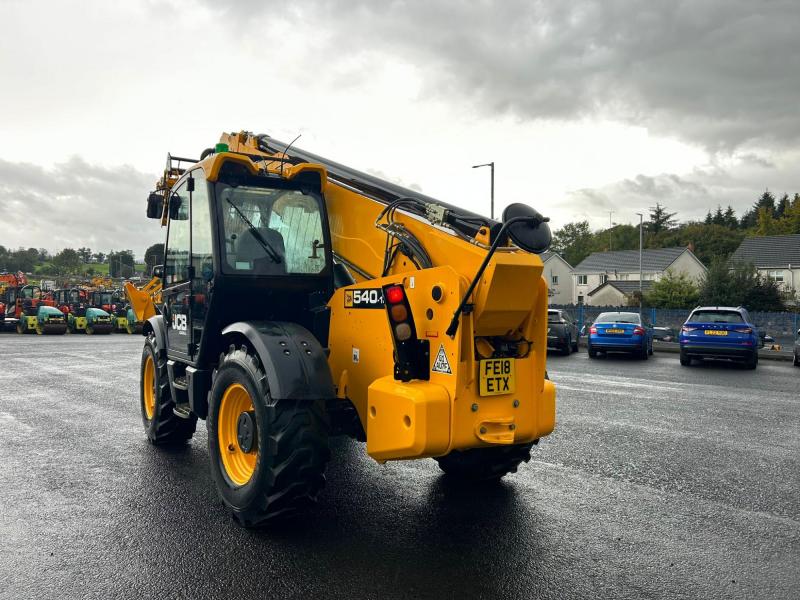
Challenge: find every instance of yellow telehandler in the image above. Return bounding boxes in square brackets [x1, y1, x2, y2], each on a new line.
[127, 131, 556, 526]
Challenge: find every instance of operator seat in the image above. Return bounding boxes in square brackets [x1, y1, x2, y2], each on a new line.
[235, 228, 288, 275]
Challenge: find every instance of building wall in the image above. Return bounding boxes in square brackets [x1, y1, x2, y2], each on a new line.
[757, 267, 800, 302]
[588, 285, 627, 306]
[667, 251, 706, 281]
[544, 255, 574, 305]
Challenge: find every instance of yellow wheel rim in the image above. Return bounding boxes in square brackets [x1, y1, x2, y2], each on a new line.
[143, 354, 156, 420]
[218, 383, 257, 486]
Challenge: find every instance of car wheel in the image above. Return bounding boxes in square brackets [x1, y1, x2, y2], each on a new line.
[648, 340, 653, 356]
[572, 338, 579, 352]
[562, 336, 572, 356]
[679, 350, 691, 366]
[794, 351, 800, 367]
[588, 345, 597, 359]
[745, 350, 758, 370]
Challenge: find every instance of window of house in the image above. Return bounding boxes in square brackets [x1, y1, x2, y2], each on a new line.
[551, 274, 559, 285]
[599, 274, 608, 284]
[767, 270, 784, 283]
[618, 273, 629, 280]
[577, 294, 584, 304]
[577, 275, 587, 285]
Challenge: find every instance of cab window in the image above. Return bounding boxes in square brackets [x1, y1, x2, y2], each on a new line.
[165, 181, 190, 285]
[217, 183, 326, 276]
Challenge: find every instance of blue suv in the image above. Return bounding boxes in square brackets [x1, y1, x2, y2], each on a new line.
[679, 306, 759, 369]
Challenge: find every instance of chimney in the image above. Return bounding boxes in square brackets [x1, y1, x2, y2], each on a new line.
[687, 242, 695, 253]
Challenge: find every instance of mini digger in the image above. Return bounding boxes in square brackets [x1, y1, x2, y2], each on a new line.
[127, 132, 556, 526]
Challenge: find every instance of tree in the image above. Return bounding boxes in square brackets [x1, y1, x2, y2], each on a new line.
[699, 259, 785, 311]
[723, 206, 738, 229]
[644, 270, 699, 309]
[144, 243, 164, 272]
[551, 220, 594, 266]
[108, 250, 135, 278]
[93, 252, 106, 264]
[647, 203, 677, 234]
[741, 190, 776, 229]
[51, 248, 82, 275]
[77, 247, 93, 263]
[775, 194, 789, 219]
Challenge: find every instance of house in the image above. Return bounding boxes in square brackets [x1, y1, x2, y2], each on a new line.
[572, 246, 706, 305]
[540, 251, 574, 305]
[587, 280, 654, 306]
[729, 234, 800, 302]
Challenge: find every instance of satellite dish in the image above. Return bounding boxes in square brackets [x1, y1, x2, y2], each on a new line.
[502, 203, 552, 254]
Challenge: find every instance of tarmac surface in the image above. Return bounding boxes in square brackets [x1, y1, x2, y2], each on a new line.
[0, 334, 798, 599]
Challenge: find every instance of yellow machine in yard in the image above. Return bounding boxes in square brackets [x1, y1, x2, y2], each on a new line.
[128, 131, 556, 526]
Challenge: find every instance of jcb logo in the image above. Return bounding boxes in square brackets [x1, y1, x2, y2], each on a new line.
[172, 313, 187, 332]
[344, 288, 384, 309]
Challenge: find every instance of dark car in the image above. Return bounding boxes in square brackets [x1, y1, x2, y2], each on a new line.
[587, 311, 653, 359]
[679, 306, 759, 369]
[794, 329, 799, 367]
[547, 309, 579, 355]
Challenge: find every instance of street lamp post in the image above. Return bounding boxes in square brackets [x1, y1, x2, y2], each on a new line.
[472, 161, 495, 219]
[636, 213, 643, 311]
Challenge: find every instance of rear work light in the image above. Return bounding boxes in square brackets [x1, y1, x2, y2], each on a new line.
[382, 283, 429, 382]
[633, 326, 645, 336]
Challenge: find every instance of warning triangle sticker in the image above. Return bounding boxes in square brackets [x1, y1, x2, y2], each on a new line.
[431, 344, 452, 374]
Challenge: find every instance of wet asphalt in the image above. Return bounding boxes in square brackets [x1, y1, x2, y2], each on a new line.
[0, 334, 798, 600]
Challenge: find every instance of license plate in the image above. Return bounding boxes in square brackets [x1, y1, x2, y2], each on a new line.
[704, 330, 728, 336]
[479, 358, 515, 396]
[606, 328, 624, 334]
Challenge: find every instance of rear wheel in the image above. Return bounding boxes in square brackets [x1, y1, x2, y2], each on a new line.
[140, 333, 197, 444]
[207, 344, 330, 527]
[434, 442, 534, 481]
[572, 338, 579, 352]
[588, 345, 597, 359]
[745, 350, 758, 370]
[639, 341, 649, 360]
[793, 351, 799, 367]
[679, 350, 691, 366]
[562, 336, 572, 356]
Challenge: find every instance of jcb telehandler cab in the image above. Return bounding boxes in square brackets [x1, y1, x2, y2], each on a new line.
[127, 132, 556, 527]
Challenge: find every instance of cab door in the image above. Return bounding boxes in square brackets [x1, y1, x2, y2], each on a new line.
[163, 179, 193, 358]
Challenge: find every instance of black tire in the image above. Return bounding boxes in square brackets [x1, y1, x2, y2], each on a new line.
[679, 351, 691, 366]
[639, 341, 648, 360]
[588, 345, 597, 359]
[434, 442, 534, 482]
[793, 351, 799, 367]
[140, 334, 197, 444]
[572, 338, 579, 353]
[648, 340, 654, 356]
[562, 336, 572, 356]
[207, 344, 330, 527]
[745, 351, 758, 370]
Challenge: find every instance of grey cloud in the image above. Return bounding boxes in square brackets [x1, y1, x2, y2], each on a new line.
[0, 157, 160, 257]
[187, 0, 800, 151]
[563, 157, 798, 227]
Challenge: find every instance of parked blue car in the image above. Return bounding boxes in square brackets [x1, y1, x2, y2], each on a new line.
[587, 311, 653, 359]
[679, 306, 759, 369]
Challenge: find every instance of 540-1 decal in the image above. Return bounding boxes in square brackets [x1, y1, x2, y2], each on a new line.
[344, 288, 384, 309]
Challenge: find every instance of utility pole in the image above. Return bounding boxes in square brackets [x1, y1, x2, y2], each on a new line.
[472, 162, 495, 219]
[608, 210, 614, 251]
[636, 212, 643, 312]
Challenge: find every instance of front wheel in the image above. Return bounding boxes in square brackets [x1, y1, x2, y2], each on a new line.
[140, 334, 197, 444]
[434, 442, 534, 482]
[207, 344, 330, 527]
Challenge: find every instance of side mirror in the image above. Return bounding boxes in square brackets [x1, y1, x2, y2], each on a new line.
[152, 265, 163, 279]
[168, 194, 184, 220]
[146, 192, 164, 219]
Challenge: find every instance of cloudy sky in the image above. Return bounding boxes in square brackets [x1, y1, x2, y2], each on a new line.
[1, 0, 798, 257]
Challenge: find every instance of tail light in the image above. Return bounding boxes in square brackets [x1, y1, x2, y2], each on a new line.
[382, 283, 429, 382]
[681, 326, 698, 333]
[589, 326, 597, 334]
[739, 327, 752, 334]
[633, 326, 645, 336]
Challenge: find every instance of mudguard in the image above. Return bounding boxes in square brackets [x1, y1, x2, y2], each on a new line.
[142, 315, 167, 355]
[222, 321, 335, 401]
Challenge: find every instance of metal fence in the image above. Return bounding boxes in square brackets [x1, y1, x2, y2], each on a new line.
[551, 304, 800, 346]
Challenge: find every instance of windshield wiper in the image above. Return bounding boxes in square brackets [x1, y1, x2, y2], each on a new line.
[226, 199, 282, 264]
